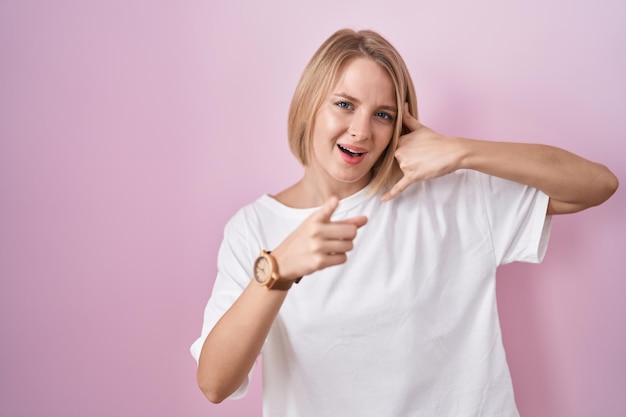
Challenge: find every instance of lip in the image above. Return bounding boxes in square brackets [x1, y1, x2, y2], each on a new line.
[338, 143, 368, 153]
[337, 143, 368, 165]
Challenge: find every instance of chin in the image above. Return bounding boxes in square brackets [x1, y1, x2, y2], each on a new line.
[334, 173, 371, 187]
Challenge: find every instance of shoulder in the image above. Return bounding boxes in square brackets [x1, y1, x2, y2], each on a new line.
[389, 170, 484, 204]
[223, 193, 314, 250]
[420, 170, 529, 198]
[222, 196, 268, 237]
[377, 170, 529, 218]
[225, 195, 292, 229]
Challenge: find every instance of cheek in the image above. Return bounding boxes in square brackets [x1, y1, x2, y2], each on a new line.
[320, 108, 348, 133]
[374, 125, 394, 148]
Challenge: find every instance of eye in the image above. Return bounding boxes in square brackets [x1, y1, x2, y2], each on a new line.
[375, 111, 394, 121]
[335, 101, 353, 110]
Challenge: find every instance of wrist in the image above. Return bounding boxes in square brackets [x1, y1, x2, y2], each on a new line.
[253, 249, 301, 291]
[453, 136, 475, 171]
[269, 247, 301, 283]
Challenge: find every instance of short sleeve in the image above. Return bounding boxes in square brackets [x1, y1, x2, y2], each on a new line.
[477, 172, 552, 265]
[189, 214, 257, 399]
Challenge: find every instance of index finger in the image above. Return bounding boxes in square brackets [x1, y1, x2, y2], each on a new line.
[312, 196, 339, 222]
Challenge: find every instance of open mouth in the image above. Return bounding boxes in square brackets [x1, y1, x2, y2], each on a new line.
[337, 144, 366, 157]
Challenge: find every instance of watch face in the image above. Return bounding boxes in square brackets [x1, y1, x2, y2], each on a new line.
[254, 256, 270, 284]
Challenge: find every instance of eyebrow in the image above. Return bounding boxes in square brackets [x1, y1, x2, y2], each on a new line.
[333, 92, 397, 113]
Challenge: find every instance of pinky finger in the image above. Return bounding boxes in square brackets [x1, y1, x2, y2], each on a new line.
[381, 176, 411, 202]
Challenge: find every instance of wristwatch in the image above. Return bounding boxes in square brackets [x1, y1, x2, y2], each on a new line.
[253, 250, 300, 290]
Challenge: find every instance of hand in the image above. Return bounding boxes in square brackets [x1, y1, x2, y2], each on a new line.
[381, 105, 465, 201]
[271, 197, 368, 281]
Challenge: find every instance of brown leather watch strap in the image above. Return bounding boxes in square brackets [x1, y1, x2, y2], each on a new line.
[266, 276, 296, 290]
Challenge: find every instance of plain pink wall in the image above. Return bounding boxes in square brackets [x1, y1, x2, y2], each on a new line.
[0, 1, 624, 416]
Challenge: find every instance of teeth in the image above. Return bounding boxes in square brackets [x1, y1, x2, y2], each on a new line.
[338, 144, 364, 156]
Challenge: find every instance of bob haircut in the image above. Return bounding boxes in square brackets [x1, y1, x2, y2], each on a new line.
[287, 28, 418, 194]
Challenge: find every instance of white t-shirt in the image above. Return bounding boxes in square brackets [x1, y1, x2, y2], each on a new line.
[191, 170, 552, 417]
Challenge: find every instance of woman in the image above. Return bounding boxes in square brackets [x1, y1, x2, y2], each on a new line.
[191, 28, 617, 416]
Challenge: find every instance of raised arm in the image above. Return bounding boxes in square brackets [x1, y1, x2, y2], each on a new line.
[382, 106, 618, 214]
[196, 197, 367, 403]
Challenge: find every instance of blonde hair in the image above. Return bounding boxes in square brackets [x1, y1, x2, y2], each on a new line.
[287, 28, 418, 194]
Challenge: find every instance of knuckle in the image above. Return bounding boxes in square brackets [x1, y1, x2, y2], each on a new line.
[312, 254, 326, 269]
[309, 223, 324, 238]
[309, 240, 323, 253]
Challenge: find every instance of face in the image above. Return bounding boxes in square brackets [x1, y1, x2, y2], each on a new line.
[307, 57, 396, 195]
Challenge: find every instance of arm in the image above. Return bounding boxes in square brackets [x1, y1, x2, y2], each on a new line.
[196, 281, 288, 403]
[457, 139, 617, 214]
[196, 197, 367, 403]
[382, 106, 618, 214]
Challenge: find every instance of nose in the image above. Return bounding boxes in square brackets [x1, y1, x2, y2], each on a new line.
[348, 111, 371, 141]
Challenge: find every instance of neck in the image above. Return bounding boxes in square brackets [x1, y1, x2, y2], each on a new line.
[274, 171, 371, 208]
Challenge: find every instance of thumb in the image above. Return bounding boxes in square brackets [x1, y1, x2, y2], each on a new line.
[314, 196, 339, 222]
[381, 176, 412, 202]
[402, 104, 422, 132]
[338, 215, 368, 229]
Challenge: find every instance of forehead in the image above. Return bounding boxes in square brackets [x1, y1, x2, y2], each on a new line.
[330, 57, 396, 105]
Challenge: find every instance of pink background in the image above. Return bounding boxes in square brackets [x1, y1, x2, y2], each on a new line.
[1, 1, 624, 416]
